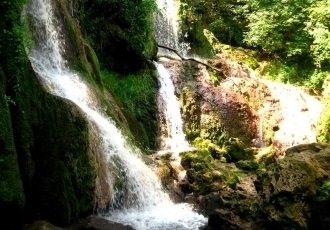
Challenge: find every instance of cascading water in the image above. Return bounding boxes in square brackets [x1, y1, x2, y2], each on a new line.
[156, 62, 191, 155]
[24, 0, 206, 229]
[155, 0, 191, 156]
[261, 80, 322, 150]
[155, 0, 190, 57]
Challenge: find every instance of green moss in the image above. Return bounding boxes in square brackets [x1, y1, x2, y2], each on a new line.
[0, 0, 98, 226]
[55, 0, 103, 88]
[317, 80, 330, 142]
[77, 0, 157, 72]
[209, 145, 228, 162]
[180, 86, 201, 141]
[235, 160, 259, 171]
[223, 137, 253, 162]
[192, 138, 212, 150]
[181, 149, 214, 170]
[0, 77, 16, 156]
[200, 114, 226, 146]
[318, 181, 330, 201]
[0, 154, 24, 204]
[101, 70, 158, 150]
[225, 170, 241, 189]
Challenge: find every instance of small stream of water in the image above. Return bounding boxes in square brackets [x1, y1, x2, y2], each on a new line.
[261, 80, 322, 150]
[156, 62, 190, 155]
[155, 0, 190, 56]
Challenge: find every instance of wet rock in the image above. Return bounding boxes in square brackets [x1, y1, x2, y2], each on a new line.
[199, 172, 263, 230]
[69, 216, 135, 230]
[24, 220, 63, 230]
[208, 209, 262, 230]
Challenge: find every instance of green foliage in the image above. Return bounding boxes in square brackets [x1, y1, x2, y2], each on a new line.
[245, 0, 312, 57]
[178, 0, 330, 91]
[179, 0, 246, 55]
[318, 181, 330, 201]
[317, 79, 330, 142]
[257, 57, 329, 90]
[306, 1, 330, 67]
[263, 60, 300, 83]
[101, 70, 158, 149]
[305, 70, 330, 89]
[78, 0, 157, 71]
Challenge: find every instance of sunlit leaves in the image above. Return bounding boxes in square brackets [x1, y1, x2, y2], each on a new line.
[244, 0, 311, 57]
[305, 1, 330, 66]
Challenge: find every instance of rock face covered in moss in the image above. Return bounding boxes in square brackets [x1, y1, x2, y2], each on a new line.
[256, 143, 330, 229]
[159, 57, 264, 149]
[318, 77, 330, 143]
[77, 0, 157, 73]
[0, 0, 99, 228]
[1, 39, 96, 228]
[160, 50, 321, 156]
[181, 143, 330, 230]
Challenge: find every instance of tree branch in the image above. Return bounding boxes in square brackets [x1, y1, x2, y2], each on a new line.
[157, 44, 241, 87]
[157, 44, 222, 73]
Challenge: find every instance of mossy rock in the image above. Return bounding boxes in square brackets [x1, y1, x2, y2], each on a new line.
[256, 143, 330, 229]
[208, 144, 228, 162]
[223, 137, 253, 162]
[180, 86, 201, 142]
[180, 149, 214, 170]
[200, 114, 225, 146]
[77, 0, 157, 73]
[181, 148, 246, 194]
[235, 160, 259, 171]
[24, 220, 63, 230]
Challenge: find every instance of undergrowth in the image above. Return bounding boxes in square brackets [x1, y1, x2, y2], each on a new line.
[101, 70, 158, 149]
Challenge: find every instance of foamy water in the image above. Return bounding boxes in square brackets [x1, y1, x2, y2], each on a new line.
[156, 62, 191, 155]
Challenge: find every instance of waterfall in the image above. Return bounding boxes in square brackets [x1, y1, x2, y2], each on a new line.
[155, 0, 190, 56]
[156, 62, 190, 155]
[155, 0, 191, 156]
[261, 80, 322, 150]
[24, 0, 206, 229]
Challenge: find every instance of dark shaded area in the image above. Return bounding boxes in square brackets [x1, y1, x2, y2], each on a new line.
[77, 0, 157, 73]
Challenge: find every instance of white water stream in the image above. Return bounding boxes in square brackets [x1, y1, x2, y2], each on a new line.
[155, 0, 190, 56]
[156, 62, 191, 155]
[261, 80, 322, 150]
[155, 0, 191, 157]
[25, 0, 206, 229]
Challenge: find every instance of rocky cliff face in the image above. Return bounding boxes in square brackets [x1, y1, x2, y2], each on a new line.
[159, 51, 321, 155]
[203, 143, 330, 230]
[0, 0, 101, 227]
[0, 46, 96, 227]
[157, 52, 325, 229]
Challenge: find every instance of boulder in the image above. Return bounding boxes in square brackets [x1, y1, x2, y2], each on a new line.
[256, 143, 330, 229]
[69, 216, 135, 230]
[194, 143, 330, 229]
